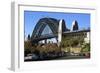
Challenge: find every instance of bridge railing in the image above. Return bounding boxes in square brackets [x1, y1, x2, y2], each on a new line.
[31, 33, 58, 41]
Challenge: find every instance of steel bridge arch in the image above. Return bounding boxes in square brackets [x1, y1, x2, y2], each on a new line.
[31, 17, 69, 43]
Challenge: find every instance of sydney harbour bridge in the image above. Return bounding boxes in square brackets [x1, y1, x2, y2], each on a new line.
[30, 17, 69, 44]
[30, 17, 89, 44]
[24, 17, 90, 61]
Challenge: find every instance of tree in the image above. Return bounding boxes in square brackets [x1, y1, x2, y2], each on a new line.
[27, 34, 31, 40]
[24, 40, 32, 56]
[61, 36, 85, 54]
[82, 43, 90, 52]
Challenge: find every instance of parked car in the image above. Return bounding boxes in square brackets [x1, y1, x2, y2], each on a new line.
[32, 53, 39, 60]
[24, 54, 32, 60]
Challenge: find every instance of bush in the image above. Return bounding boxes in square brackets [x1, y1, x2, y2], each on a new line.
[82, 43, 90, 52]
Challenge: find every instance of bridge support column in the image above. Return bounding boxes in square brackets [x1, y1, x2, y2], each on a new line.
[44, 39, 47, 44]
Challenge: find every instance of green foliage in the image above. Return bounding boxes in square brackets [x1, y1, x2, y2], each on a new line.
[24, 40, 60, 55]
[24, 40, 33, 55]
[61, 36, 84, 48]
[36, 43, 60, 53]
[24, 41, 32, 49]
[61, 36, 85, 53]
[82, 43, 90, 52]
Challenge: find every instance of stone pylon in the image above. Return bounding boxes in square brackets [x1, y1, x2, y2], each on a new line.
[71, 20, 79, 31]
[58, 19, 62, 47]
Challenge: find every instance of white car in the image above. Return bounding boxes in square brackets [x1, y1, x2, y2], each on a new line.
[24, 54, 32, 60]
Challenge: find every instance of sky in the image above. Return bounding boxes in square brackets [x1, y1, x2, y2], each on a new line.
[24, 11, 90, 38]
